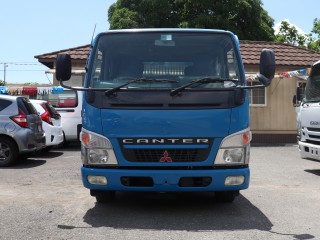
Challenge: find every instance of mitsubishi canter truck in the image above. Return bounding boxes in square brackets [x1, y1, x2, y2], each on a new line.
[55, 29, 275, 203]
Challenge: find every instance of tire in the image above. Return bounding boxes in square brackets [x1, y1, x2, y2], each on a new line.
[58, 132, 68, 148]
[0, 137, 19, 167]
[215, 191, 239, 203]
[91, 190, 116, 203]
[42, 146, 53, 153]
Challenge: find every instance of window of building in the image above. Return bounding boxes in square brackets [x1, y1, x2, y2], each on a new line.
[247, 80, 267, 106]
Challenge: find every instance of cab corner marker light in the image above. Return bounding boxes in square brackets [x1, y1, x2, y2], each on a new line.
[225, 176, 245, 186]
[87, 175, 108, 185]
[81, 131, 90, 146]
[242, 131, 251, 145]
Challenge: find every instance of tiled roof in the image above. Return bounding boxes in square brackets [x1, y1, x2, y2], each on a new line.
[35, 41, 320, 69]
[240, 40, 320, 67]
[34, 45, 91, 68]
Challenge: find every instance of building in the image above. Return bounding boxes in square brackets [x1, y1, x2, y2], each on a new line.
[35, 41, 320, 144]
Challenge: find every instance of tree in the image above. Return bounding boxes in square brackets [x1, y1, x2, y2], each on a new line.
[108, 0, 275, 41]
[275, 20, 307, 47]
[307, 18, 320, 52]
[108, 7, 140, 29]
[0, 80, 4, 86]
[276, 19, 320, 52]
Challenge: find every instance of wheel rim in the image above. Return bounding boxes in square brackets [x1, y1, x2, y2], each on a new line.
[0, 142, 12, 163]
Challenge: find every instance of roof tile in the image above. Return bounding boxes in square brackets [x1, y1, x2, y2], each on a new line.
[35, 41, 320, 68]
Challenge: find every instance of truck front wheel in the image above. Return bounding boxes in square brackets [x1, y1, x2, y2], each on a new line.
[215, 191, 239, 203]
[91, 190, 115, 203]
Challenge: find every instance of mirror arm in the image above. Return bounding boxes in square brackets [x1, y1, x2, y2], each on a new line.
[60, 81, 75, 90]
[238, 85, 265, 89]
[257, 73, 272, 87]
[59, 82, 111, 92]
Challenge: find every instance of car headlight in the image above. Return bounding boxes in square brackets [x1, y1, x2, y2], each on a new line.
[214, 129, 251, 165]
[80, 128, 118, 166]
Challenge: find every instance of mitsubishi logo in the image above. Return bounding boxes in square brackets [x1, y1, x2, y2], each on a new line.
[160, 150, 172, 162]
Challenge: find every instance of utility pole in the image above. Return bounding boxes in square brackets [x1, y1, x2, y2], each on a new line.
[3, 63, 8, 85]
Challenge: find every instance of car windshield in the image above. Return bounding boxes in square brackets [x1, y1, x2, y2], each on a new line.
[88, 31, 242, 90]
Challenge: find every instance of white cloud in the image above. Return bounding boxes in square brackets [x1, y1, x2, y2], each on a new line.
[274, 19, 306, 35]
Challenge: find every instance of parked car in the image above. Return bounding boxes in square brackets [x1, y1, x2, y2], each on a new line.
[0, 95, 45, 167]
[37, 89, 82, 145]
[30, 99, 63, 150]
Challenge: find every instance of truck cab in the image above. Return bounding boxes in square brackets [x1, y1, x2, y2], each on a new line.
[294, 60, 320, 160]
[56, 29, 275, 203]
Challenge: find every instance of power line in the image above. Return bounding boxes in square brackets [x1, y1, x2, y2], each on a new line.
[0, 62, 51, 85]
[0, 62, 43, 66]
[45, 73, 52, 84]
[0, 70, 47, 72]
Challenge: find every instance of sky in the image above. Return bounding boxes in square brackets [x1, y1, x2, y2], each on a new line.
[0, 0, 319, 85]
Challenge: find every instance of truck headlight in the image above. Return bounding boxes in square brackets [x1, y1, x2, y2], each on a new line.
[214, 129, 251, 165]
[80, 128, 118, 166]
[88, 149, 109, 164]
[223, 148, 244, 163]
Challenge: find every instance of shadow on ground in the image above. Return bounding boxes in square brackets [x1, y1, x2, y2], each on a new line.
[82, 193, 272, 231]
[305, 169, 320, 176]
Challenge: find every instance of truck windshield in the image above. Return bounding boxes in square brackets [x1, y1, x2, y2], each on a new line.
[88, 31, 242, 90]
[305, 63, 320, 102]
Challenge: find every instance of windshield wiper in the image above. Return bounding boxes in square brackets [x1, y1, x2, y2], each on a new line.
[105, 78, 179, 96]
[170, 77, 232, 96]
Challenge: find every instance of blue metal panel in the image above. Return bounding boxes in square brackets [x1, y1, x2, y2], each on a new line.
[82, 105, 250, 167]
[99, 109, 231, 138]
[229, 96, 250, 134]
[82, 167, 250, 192]
[123, 144, 209, 149]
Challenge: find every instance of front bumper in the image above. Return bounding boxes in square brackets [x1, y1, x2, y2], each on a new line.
[81, 167, 250, 192]
[45, 126, 64, 146]
[299, 141, 320, 160]
[17, 129, 45, 153]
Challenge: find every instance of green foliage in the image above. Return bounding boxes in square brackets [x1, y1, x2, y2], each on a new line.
[276, 21, 307, 47]
[108, 0, 275, 41]
[108, 8, 140, 29]
[308, 18, 320, 52]
[276, 19, 320, 52]
[0, 80, 4, 86]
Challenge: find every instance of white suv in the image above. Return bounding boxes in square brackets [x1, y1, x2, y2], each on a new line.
[37, 89, 82, 144]
[30, 99, 63, 149]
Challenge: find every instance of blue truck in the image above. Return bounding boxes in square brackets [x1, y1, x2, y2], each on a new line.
[56, 29, 275, 203]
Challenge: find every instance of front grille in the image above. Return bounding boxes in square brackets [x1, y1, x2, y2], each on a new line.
[307, 127, 320, 132]
[122, 148, 209, 162]
[309, 135, 320, 139]
[306, 139, 320, 145]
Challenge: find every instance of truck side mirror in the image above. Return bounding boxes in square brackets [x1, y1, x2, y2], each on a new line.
[296, 87, 301, 102]
[293, 87, 302, 106]
[257, 49, 275, 87]
[292, 95, 297, 106]
[56, 54, 72, 81]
